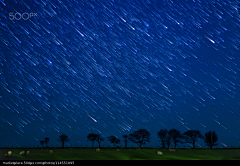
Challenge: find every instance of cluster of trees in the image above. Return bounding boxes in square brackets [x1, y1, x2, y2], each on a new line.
[39, 129, 218, 149]
[87, 129, 218, 149]
[39, 134, 69, 148]
[157, 129, 218, 149]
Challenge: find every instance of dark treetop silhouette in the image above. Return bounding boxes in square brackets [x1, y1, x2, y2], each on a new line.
[128, 129, 151, 149]
[169, 129, 183, 148]
[96, 134, 104, 148]
[44, 137, 50, 148]
[87, 133, 98, 148]
[107, 136, 120, 148]
[58, 134, 70, 148]
[204, 131, 218, 149]
[183, 130, 204, 149]
[157, 129, 168, 148]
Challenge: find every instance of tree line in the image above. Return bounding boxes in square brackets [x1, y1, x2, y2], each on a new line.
[39, 129, 218, 149]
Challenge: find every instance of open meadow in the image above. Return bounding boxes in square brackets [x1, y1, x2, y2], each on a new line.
[1, 148, 240, 160]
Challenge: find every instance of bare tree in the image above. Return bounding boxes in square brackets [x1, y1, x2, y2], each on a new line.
[122, 135, 129, 148]
[204, 131, 218, 149]
[157, 129, 168, 148]
[107, 136, 120, 148]
[183, 130, 204, 149]
[96, 134, 104, 148]
[40, 140, 45, 148]
[128, 129, 151, 149]
[58, 134, 70, 148]
[169, 129, 183, 148]
[44, 137, 50, 148]
[87, 133, 98, 148]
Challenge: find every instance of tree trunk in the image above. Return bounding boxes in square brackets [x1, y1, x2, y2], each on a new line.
[92, 141, 94, 148]
[98, 142, 100, 148]
[62, 142, 64, 148]
[162, 142, 165, 148]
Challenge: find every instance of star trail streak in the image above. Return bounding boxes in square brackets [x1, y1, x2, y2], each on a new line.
[0, 0, 239, 148]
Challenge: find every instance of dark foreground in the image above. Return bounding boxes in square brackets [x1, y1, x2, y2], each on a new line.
[1, 148, 240, 160]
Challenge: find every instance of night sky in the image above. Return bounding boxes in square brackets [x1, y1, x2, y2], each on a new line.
[0, 0, 240, 148]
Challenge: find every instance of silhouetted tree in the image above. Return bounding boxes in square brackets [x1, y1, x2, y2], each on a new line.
[96, 134, 104, 148]
[107, 136, 120, 148]
[122, 135, 129, 148]
[169, 129, 183, 148]
[87, 133, 98, 148]
[157, 129, 168, 148]
[44, 137, 50, 148]
[204, 131, 218, 149]
[128, 129, 151, 149]
[166, 134, 172, 149]
[40, 140, 45, 148]
[58, 134, 70, 148]
[183, 130, 204, 149]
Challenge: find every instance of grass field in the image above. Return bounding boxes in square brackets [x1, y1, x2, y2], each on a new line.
[1, 148, 240, 160]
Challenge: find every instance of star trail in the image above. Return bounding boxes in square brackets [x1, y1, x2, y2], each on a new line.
[0, 0, 240, 148]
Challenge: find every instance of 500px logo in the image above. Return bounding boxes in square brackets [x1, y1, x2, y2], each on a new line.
[9, 12, 38, 20]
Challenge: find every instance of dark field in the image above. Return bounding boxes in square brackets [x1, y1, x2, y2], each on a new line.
[1, 148, 240, 160]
